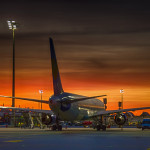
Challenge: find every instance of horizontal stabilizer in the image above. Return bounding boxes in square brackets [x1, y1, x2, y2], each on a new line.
[61, 95, 107, 104]
[0, 95, 49, 104]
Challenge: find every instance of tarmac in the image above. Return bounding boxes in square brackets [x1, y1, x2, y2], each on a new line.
[0, 127, 150, 150]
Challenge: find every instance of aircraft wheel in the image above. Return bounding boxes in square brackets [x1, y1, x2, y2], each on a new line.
[57, 125, 62, 131]
[96, 125, 101, 131]
[52, 125, 57, 131]
[102, 125, 106, 131]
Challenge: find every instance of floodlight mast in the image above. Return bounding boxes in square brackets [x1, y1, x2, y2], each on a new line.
[39, 90, 43, 110]
[7, 20, 17, 108]
[120, 89, 124, 109]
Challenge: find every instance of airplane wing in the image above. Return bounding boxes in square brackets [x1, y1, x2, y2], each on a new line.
[91, 107, 150, 117]
[0, 95, 49, 104]
[0, 94, 106, 104]
[0, 106, 53, 114]
[61, 95, 107, 104]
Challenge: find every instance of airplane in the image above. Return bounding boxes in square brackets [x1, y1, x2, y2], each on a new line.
[0, 37, 150, 131]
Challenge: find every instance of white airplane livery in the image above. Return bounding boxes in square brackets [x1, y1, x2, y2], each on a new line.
[0, 37, 150, 131]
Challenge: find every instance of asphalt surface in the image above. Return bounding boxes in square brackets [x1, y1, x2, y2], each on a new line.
[0, 127, 150, 150]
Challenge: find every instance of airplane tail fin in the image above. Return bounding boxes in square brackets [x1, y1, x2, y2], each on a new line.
[49, 38, 64, 96]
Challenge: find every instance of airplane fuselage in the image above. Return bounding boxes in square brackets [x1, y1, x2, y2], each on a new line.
[49, 92, 105, 121]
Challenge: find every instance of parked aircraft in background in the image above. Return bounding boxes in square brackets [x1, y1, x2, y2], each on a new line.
[0, 38, 150, 131]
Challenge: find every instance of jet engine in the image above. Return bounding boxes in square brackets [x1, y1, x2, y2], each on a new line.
[42, 114, 56, 125]
[114, 113, 127, 125]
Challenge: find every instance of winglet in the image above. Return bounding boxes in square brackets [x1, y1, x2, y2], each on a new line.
[49, 38, 64, 96]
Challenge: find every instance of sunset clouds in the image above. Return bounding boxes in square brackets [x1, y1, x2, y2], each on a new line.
[0, 1, 150, 114]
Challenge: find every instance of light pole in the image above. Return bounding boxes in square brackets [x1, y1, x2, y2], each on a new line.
[120, 89, 124, 131]
[39, 90, 43, 110]
[120, 89, 124, 109]
[118, 101, 122, 110]
[7, 20, 17, 107]
[7, 20, 17, 127]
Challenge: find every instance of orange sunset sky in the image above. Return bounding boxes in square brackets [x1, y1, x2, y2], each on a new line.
[0, 1, 150, 115]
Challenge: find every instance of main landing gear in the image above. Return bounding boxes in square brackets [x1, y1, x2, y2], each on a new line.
[96, 124, 106, 131]
[96, 115, 106, 131]
[51, 124, 62, 131]
[51, 116, 62, 131]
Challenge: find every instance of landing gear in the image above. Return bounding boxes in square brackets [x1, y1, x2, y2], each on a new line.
[51, 124, 62, 131]
[51, 116, 62, 131]
[95, 115, 106, 131]
[52, 124, 57, 131]
[96, 124, 106, 131]
[102, 125, 106, 131]
[57, 125, 62, 131]
[96, 125, 101, 131]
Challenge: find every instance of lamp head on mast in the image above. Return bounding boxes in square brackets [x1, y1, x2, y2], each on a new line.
[7, 20, 17, 30]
